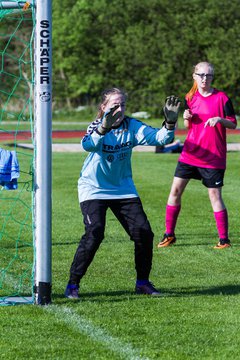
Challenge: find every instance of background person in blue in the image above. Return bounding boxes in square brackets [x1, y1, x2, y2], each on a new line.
[65, 87, 180, 298]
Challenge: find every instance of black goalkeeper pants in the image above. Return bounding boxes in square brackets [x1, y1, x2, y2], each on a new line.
[69, 197, 154, 284]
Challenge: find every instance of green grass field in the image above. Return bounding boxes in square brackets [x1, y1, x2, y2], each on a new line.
[1, 150, 240, 359]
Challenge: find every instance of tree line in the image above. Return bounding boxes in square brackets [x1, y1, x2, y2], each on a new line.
[53, 0, 239, 115]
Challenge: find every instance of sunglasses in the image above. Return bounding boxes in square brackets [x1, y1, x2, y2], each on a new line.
[195, 73, 214, 80]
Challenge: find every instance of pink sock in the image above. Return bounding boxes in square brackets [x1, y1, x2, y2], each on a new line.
[165, 204, 181, 234]
[214, 209, 228, 239]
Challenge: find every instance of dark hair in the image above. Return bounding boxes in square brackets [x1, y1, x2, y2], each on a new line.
[96, 87, 127, 119]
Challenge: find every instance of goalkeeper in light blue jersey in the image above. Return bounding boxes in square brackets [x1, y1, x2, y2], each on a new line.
[65, 87, 180, 299]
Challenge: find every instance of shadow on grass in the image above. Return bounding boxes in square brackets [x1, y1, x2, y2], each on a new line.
[173, 234, 240, 247]
[53, 284, 240, 303]
[53, 241, 79, 246]
[54, 290, 141, 303]
[158, 241, 240, 247]
[161, 284, 240, 297]
[169, 242, 213, 247]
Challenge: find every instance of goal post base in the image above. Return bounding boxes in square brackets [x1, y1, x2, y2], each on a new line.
[34, 282, 52, 305]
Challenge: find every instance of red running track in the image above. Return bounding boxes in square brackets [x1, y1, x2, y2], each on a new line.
[0, 130, 87, 141]
[0, 128, 239, 141]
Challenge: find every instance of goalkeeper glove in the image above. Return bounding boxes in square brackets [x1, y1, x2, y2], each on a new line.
[163, 95, 181, 130]
[98, 105, 122, 134]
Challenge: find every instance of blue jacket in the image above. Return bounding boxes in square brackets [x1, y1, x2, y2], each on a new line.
[0, 148, 19, 190]
[78, 116, 174, 202]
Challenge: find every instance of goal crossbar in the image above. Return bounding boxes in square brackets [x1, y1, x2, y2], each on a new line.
[0, 1, 33, 9]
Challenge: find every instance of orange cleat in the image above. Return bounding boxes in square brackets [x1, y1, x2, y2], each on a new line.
[158, 233, 176, 248]
[214, 239, 231, 249]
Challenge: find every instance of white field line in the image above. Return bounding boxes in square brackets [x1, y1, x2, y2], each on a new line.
[17, 142, 240, 153]
[17, 143, 155, 153]
[46, 305, 150, 360]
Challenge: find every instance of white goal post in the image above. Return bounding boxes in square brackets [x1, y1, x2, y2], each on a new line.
[34, 0, 52, 306]
[1, 0, 52, 305]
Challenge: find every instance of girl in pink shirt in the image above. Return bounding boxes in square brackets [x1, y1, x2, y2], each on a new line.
[158, 61, 237, 249]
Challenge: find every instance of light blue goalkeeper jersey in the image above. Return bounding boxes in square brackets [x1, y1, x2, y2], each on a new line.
[78, 116, 174, 202]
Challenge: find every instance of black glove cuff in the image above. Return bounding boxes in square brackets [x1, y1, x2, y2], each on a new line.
[96, 125, 111, 135]
[162, 121, 175, 130]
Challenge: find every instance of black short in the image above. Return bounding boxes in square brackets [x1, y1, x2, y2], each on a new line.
[174, 161, 225, 188]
